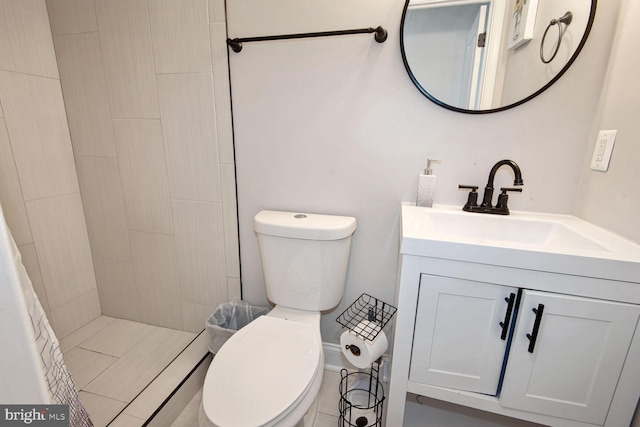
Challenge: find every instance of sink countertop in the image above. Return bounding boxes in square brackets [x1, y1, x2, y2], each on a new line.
[401, 204, 640, 283]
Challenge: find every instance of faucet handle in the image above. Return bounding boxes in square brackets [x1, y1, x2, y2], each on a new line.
[496, 187, 523, 212]
[459, 185, 479, 210]
[499, 187, 523, 194]
[458, 185, 478, 191]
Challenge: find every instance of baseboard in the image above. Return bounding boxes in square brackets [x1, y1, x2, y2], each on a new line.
[323, 342, 347, 372]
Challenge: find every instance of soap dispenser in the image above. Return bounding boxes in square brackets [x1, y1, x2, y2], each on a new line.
[417, 159, 441, 208]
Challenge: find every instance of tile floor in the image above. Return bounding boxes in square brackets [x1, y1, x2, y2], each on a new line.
[60, 316, 197, 426]
[171, 368, 345, 427]
[63, 316, 368, 426]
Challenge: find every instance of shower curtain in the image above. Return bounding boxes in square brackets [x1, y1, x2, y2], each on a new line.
[0, 203, 92, 426]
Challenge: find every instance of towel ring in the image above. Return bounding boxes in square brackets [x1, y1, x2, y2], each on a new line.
[540, 11, 573, 64]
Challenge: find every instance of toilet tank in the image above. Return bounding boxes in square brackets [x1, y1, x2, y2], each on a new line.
[254, 210, 357, 311]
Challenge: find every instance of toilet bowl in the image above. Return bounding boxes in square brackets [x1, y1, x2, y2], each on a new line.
[200, 210, 357, 427]
[200, 307, 324, 427]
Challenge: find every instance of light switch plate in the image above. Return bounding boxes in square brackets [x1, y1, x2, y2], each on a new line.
[590, 130, 617, 171]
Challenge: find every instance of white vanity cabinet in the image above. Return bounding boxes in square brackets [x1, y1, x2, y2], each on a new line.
[386, 205, 640, 427]
[411, 275, 640, 425]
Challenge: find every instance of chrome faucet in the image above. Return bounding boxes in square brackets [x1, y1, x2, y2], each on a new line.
[459, 160, 524, 215]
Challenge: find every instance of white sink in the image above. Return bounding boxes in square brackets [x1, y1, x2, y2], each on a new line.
[425, 209, 605, 251]
[401, 204, 640, 282]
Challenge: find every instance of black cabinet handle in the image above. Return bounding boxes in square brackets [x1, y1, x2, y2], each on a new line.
[526, 304, 545, 353]
[499, 293, 516, 340]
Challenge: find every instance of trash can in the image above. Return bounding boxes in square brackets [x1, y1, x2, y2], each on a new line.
[205, 300, 271, 353]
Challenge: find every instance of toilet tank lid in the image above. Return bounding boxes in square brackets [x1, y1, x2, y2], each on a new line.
[254, 210, 357, 240]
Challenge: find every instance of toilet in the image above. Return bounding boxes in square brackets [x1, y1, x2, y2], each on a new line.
[200, 210, 357, 427]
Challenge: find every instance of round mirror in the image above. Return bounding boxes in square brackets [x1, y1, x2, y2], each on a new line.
[400, 0, 597, 113]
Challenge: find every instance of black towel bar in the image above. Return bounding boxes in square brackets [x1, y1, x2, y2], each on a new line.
[226, 26, 387, 52]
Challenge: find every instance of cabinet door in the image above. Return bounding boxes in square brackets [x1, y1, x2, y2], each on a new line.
[410, 275, 518, 395]
[501, 290, 640, 425]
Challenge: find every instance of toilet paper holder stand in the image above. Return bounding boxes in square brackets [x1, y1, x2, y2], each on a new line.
[339, 364, 384, 427]
[336, 294, 397, 427]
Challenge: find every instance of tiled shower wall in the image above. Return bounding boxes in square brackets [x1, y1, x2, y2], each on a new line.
[47, 0, 240, 332]
[0, 0, 100, 338]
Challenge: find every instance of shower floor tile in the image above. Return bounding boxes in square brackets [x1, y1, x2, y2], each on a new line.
[78, 392, 127, 427]
[63, 347, 117, 389]
[83, 327, 196, 402]
[63, 316, 197, 427]
[78, 318, 156, 357]
[59, 315, 116, 353]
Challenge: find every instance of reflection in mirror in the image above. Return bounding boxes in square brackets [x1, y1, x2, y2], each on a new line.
[401, 0, 596, 113]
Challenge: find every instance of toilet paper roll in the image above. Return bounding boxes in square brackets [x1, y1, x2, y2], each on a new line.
[345, 407, 377, 427]
[340, 321, 388, 368]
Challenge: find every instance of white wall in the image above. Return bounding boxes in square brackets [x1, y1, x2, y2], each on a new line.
[574, 0, 640, 246]
[574, 7, 638, 416]
[228, 0, 621, 344]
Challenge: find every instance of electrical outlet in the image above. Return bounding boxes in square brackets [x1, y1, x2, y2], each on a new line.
[590, 130, 617, 171]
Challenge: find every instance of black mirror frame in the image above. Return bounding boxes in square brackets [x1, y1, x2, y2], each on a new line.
[399, 0, 598, 114]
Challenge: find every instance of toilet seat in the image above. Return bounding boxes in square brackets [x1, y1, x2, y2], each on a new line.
[201, 315, 321, 427]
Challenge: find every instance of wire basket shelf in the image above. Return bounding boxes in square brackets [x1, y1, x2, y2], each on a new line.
[336, 293, 397, 342]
